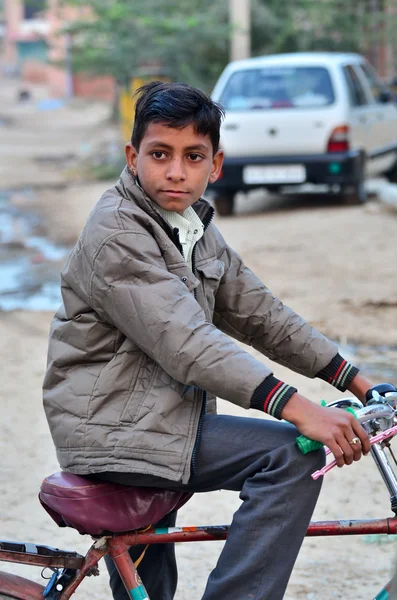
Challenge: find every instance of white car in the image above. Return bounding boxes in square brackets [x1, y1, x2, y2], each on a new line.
[209, 52, 397, 215]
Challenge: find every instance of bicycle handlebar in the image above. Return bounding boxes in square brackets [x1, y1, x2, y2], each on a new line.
[296, 436, 324, 454]
[296, 405, 359, 455]
[296, 383, 397, 513]
[297, 385, 397, 455]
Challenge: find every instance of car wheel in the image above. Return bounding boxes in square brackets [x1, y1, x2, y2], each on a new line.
[341, 182, 367, 205]
[385, 159, 397, 183]
[213, 192, 236, 216]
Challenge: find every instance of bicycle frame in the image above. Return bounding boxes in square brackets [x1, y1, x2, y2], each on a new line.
[1, 515, 397, 600]
[2, 396, 397, 599]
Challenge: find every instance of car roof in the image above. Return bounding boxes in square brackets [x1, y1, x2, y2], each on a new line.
[225, 52, 364, 71]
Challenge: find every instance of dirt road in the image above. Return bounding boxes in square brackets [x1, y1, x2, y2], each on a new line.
[1, 78, 397, 600]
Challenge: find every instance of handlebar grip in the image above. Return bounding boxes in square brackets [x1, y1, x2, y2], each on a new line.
[296, 405, 358, 454]
[296, 436, 324, 454]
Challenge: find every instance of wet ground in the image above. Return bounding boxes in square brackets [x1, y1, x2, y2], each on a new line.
[0, 189, 70, 311]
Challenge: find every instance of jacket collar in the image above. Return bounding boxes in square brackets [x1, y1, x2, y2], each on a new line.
[117, 166, 214, 230]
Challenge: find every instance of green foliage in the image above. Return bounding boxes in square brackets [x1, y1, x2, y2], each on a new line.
[62, 0, 285, 91]
[256, 0, 397, 58]
[63, 0, 230, 90]
[61, 0, 396, 92]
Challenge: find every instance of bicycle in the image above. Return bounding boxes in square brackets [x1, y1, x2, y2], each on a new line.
[2, 385, 397, 600]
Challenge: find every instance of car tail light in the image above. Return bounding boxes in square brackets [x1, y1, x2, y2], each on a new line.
[271, 100, 294, 108]
[327, 125, 350, 153]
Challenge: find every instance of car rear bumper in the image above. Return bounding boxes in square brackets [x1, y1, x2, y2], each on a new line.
[209, 150, 364, 192]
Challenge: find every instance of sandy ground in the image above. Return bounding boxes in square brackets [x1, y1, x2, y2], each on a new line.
[1, 78, 397, 600]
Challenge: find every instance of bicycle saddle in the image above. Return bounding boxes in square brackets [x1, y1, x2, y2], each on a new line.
[39, 472, 192, 536]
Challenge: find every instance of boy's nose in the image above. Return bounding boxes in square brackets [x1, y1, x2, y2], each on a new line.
[166, 158, 186, 181]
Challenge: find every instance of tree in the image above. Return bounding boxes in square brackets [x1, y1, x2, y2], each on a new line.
[256, 0, 397, 75]
[62, 0, 227, 91]
[62, 0, 397, 94]
[62, 0, 280, 92]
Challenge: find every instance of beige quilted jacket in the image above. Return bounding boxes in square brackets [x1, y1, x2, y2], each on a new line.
[43, 168, 338, 483]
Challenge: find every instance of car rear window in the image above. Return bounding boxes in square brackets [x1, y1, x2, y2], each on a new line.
[219, 66, 335, 110]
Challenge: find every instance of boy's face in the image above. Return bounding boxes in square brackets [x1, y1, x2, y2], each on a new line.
[125, 122, 223, 214]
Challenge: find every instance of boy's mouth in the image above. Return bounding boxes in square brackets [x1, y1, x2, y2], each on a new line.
[161, 190, 189, 197]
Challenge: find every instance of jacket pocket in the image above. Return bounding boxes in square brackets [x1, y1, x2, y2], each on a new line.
[119, 354, 159, 425]
[87, 350, 144, 426]
[196, 259, 225, 317]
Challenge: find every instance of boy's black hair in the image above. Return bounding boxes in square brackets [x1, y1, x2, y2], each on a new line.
[132, 81, 225, 155]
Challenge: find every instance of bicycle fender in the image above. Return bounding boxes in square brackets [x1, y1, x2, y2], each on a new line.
[0, 571, 45, 600]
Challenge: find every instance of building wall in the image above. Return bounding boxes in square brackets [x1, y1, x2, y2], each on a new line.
[73, 74, 115, 103]
[3, 0, 116, 101]
[45, 0, 116, 100]
[45, 63, 68, 96]
[21, 59, 48, 83]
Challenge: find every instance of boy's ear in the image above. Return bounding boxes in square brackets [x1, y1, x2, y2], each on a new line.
[209, 149, 224, 184]
[125, 142, 138, 174]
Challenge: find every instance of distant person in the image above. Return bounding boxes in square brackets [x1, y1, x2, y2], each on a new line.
[18, 89, 31, 102]
[43, 81, 374, 599]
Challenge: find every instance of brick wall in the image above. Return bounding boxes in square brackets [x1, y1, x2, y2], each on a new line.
[72, 73, 116, 103]
[21, 59, 48, 83]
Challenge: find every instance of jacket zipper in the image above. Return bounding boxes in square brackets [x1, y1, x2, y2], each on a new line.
[191, 389, 207, 476]
[190, 206, 214, 475]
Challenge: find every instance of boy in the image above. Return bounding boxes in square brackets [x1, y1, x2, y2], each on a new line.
[43, 81, 372, 599]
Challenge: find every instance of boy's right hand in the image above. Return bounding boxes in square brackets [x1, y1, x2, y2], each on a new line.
[281, 393, 371, 467]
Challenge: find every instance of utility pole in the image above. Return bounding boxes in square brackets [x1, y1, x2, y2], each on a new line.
[229, 0, 251, 62]
[370, 0, 379, 71]
[64, 32, 74, 99]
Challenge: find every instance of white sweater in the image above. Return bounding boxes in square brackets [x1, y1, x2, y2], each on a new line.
[157, 206, 204, 270]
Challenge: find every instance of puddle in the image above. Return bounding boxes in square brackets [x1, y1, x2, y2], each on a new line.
[0, 115, 13, 127]
[0, 189, 71, 311]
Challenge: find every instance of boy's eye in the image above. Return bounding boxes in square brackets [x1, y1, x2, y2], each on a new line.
[189, 153, 203, 161]
[152, 151, 166, 159]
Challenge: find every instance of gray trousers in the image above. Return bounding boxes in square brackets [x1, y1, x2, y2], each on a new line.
[96, 414, 325, 600]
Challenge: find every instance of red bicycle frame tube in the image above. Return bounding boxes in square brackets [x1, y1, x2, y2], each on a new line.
[1, 517, 397, 599]
[307, 517, 397, 536]
[108, 537, 150, 600]
[1, 518, 397, 570]
[59, 544, 106, 600]
[107, 516, 397, 547]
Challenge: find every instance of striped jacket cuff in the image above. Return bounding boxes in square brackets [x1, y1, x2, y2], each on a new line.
[316, 353, 359, 391]
[251, 376, 297, 420]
